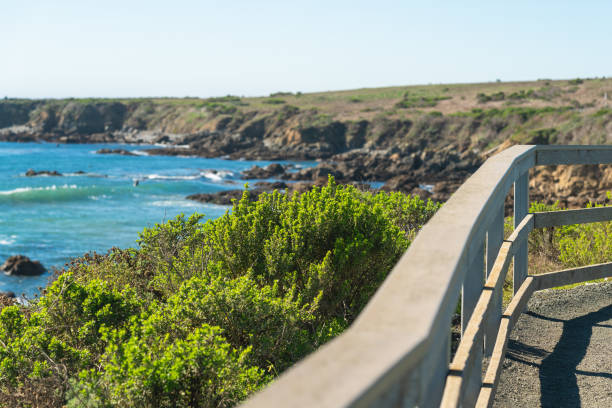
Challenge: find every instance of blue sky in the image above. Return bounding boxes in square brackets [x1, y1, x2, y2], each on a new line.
[2, 1, 611, 98]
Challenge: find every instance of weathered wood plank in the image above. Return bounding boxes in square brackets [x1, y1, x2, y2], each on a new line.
[475, 318, 510, 408]
[461, 240, 485, 407]
[442, 291, 489, 407]
[506, 214, 534, 254]
[533, 207, 612, 228]
[419, 331, 451, 408]
[475, 277, 535, 408]
[463, 239, 485, 334]
[485, 208, 504, 356]
[513, 173, 529, 294]
[536, 145, 612, 165]
[441, 239, 512, 407]
[533, 262, 612, 291]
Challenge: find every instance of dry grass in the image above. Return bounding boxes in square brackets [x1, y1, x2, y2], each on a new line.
[131, 77, 612, 121]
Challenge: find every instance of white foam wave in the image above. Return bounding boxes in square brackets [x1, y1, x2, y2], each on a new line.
[0, 185, 78, 195]
[140, 170, 234, 182]
[202, 170, 233, 182]
[131, 150, 150, 156]
[0, 235, 16, 245]
[149, 200, 201, 207]
[89, 194, 110, 201]
[146, 174, 201, 181]
[64, 172, 107, 178]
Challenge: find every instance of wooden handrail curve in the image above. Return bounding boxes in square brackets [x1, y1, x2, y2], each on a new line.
[241, 145, 612, 408]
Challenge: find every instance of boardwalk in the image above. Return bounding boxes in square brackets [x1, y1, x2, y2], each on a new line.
[494, 281, 612, 407]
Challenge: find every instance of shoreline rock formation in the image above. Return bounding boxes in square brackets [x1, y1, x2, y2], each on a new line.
[2, 85, 610, 207]
[1, 255, 46, 276]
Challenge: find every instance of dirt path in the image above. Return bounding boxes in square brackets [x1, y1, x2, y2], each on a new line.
[494, 281, 612, 408]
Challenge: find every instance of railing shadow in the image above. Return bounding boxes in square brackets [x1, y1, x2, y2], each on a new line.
[512, 305, 612, 407]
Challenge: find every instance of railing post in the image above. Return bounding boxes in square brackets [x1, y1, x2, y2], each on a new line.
[513, 172, 529, 294]
[418, 325, 451, 408]
[485, 206, 504, 356]
[462, 236, 484, 406]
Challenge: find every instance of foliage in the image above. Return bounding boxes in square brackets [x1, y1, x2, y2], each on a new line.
[0, 179, 440, 406]
[452, 106, 572, 121]
[395, 92, 451, 109]
[477, 91, 506, 103]
[557, 193, 612, 267]
[516, 196, 612, 270]
[262, 98, 286, 105]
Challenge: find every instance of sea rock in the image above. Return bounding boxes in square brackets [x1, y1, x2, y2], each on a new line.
[253, 181, 288, 190]
[0, 291, 15, 298]
[282, 165, 345, 182]
[241, 163, 286, 179]
[1, 255, 46, 276]
[381, 175, 418, 193]
[25, 169, 62, 177]
[96, 148, 136, 156]
[187, 189, 266, 205]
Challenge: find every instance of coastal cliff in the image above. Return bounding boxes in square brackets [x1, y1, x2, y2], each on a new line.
[2, 78, 611, 204]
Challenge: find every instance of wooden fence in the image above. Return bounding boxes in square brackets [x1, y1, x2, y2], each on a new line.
[241, 145, 612, 408]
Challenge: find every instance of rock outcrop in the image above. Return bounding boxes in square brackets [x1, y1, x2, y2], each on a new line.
[96, 148, 136, 156]
[241, 163, 286, 179]
[2, 95, 612, 208]
[530, 164, 612, 208]
[1, 255, 46, 276]
[25, 169, 63, 177]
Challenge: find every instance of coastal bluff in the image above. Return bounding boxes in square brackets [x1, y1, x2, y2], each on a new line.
[2, 78, 612, 205]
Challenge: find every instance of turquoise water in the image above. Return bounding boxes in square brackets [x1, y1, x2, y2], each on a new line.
[0, 142, 311, 297]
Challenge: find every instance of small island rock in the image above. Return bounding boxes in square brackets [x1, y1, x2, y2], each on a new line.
[96, 148, 136, 156]
[25, 169, 63, 177]
[1, 255, 46, 276]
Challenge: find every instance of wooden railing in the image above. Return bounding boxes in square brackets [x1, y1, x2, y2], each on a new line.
[241, 145, 612, 408]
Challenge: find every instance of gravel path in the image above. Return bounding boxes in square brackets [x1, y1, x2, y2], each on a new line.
[494, 281, 612, 407]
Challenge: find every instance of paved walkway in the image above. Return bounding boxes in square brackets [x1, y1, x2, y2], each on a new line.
[494, 281, 612, 407]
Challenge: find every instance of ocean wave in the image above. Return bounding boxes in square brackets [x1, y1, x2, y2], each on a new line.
[0, 185, 78, 195]
[141, 170, 234, 183]
[64, 172, 107, 178]
[131, 150, 150, 156]
[145, 174, 201, 181]
[149, 199, 201, 208]
[0, 235, 17, 245]
[0, 184, 116, 203]
[201, 170, 233, 182]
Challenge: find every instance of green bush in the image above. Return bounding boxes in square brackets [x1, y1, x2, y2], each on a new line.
[0, 179, 440, 406]
[395, 92, 451, 109]
[519, 197, 612, 270]
[557, 195, 612, 267]
[477, 91, 505, 103]
[262, 98, 286, 105]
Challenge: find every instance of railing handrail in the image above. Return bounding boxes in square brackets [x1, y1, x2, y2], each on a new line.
[242, 145, 612, 408]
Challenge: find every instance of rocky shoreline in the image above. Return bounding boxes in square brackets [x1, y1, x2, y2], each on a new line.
[1, 99, 611, 208]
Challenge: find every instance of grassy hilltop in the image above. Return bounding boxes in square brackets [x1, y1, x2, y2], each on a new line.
[2, 77, 612, 148]
[2, 77, 612, 206]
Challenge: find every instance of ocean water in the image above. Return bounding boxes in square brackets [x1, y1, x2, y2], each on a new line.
[0, 142, 312, 297]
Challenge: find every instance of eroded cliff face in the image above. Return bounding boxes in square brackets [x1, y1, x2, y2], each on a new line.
[1, 98, 611, 207]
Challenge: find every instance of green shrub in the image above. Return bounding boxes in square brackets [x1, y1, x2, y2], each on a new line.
[477, 91, 505, 103]
[395, 92, 451, 109]
[557, 195, 612, 267]
[262, 98, 286, 105]
[0, 179, 440, 406]
[71, 325, 266, 408]
[519, 197, 612, 270]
